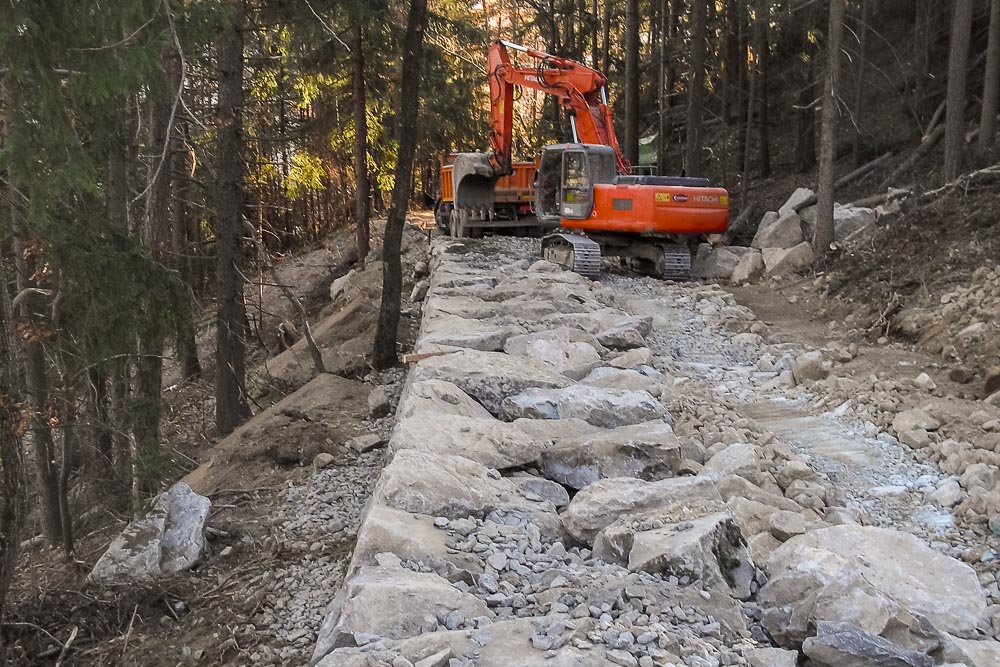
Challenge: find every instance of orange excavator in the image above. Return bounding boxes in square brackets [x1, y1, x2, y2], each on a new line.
[448, 40, 729, 280]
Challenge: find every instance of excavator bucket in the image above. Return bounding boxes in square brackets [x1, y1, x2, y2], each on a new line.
[451, 153, 500, 213]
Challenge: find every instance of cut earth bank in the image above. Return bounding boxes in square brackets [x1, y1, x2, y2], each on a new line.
[310, 235, 1000, 667]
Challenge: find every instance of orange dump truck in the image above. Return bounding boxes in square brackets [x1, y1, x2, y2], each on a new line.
[434, 153, 552, 237]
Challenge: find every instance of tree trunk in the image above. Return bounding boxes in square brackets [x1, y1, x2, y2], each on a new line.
[657, 0, 679, 171]
[979, 0, 1000, 150]
[372, 0, 429, 370]
[590, 0, 599, 69]
[740, 2, 762, 209]
[215, 0, 252, 434]
[944, 0, 973, 181]
[353, 24, 371, 262]
[12, 237, 62, 545]
[106, 127, 132, 491]
[795, 3, 818, 172]
[814, 0, 846, 254]
[135, 46, 177, 467]
[623, 0, 640, 165]
[0, 261, 25, 642]
[851, 0, 870, 166]
[755, 0, 771, 178]
[601, 0, 611, 74]
[0, 86, 27, 637]
[172, 123, 202, 383]
[684, 0, 708, 176]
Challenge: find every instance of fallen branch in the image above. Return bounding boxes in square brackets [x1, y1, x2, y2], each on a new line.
[835, 151, 893, 188]
[847, 186, 913, 209]
[923, 99, 946, 139]
[882, 124, 945, 187]
[243, 219, 326, 375]
[917, 163, 1000, 203]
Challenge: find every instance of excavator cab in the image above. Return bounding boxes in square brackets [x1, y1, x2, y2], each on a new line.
[536, 144, 617, 224]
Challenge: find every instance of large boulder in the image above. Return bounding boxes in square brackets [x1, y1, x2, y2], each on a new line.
[396, 379, 494, 420]
[792, 350, 833, 384]
[833, 206, 877, 243]
[503, 327, 604, 357]
[762, 242, 815, 275]
[313, 555, 495, 659]
[731, 250, 765, 285]
[752, 211, 804, 249]
[693, 246, 746, 280]
[699, 443, 760, 482]
[412, 350, 571, 414]
[579, 367, 668, 394]
[347, 505, 483, 580]
[891, 409, 940, 433]
[779, 187, 815, 215]
[317, 618, 609, 667]
[562, 476, 722, 544]
[595, 317, 653, 350]
[761, 525, 986, 645]
[372, 451, 561, 539]
[500, 385, 669, 428]
[940, 635, 1000, 667]
[416, 313, 518, 353]
[89, 483, 211, 585]
[390, 412, 596, 470]
[802, 622, 933, 667]
[538, 421, 682, 489]
[590, 490, 754, 600]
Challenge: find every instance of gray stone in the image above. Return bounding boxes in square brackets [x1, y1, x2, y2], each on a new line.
[792, 350, 832, 384]
[348, 434, 385, 453]
[372, 450, 560, 536]
[834, 206, 877, 244]
[500, 385, 669, 428]
[539, 421, 681, 490]
[762, 525, 987, 639]
[745, 647, 798, 667]
[312, 559, 494, 661]
[762, 242, 815, 275]
[802, 622, 933, 667]
[412, 350, 571, 414]
[595, 317, 653, 350]
[410, 279, 430, 302]
[89, 482, 210, 585]
[940, 634, 1000, 667]
[752, 211, 804, 250]
[693, 246, 745, 280]
[391, 411, 595, 469]
[779, 188, 815, 215]
[892, 409, 940, 434]
[313, 452, 336, 468]
[699, 443, 759, 482]
[626, 512, 754, 599]
[369, 386, 391, 418]
[731, 251, 765, 285]
[563, 476, 723, 544]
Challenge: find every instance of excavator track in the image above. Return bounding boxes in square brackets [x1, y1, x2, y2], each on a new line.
[658, 244, 693, 281]
[541, 233, 602, 279]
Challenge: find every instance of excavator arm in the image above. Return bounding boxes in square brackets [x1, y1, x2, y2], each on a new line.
[485, 40, 630, 175]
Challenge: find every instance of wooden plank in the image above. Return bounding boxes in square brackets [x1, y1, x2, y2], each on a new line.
[401, 350, 461, 364]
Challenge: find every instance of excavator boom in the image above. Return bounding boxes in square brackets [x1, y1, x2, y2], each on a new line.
[486, 40, 630, 176]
